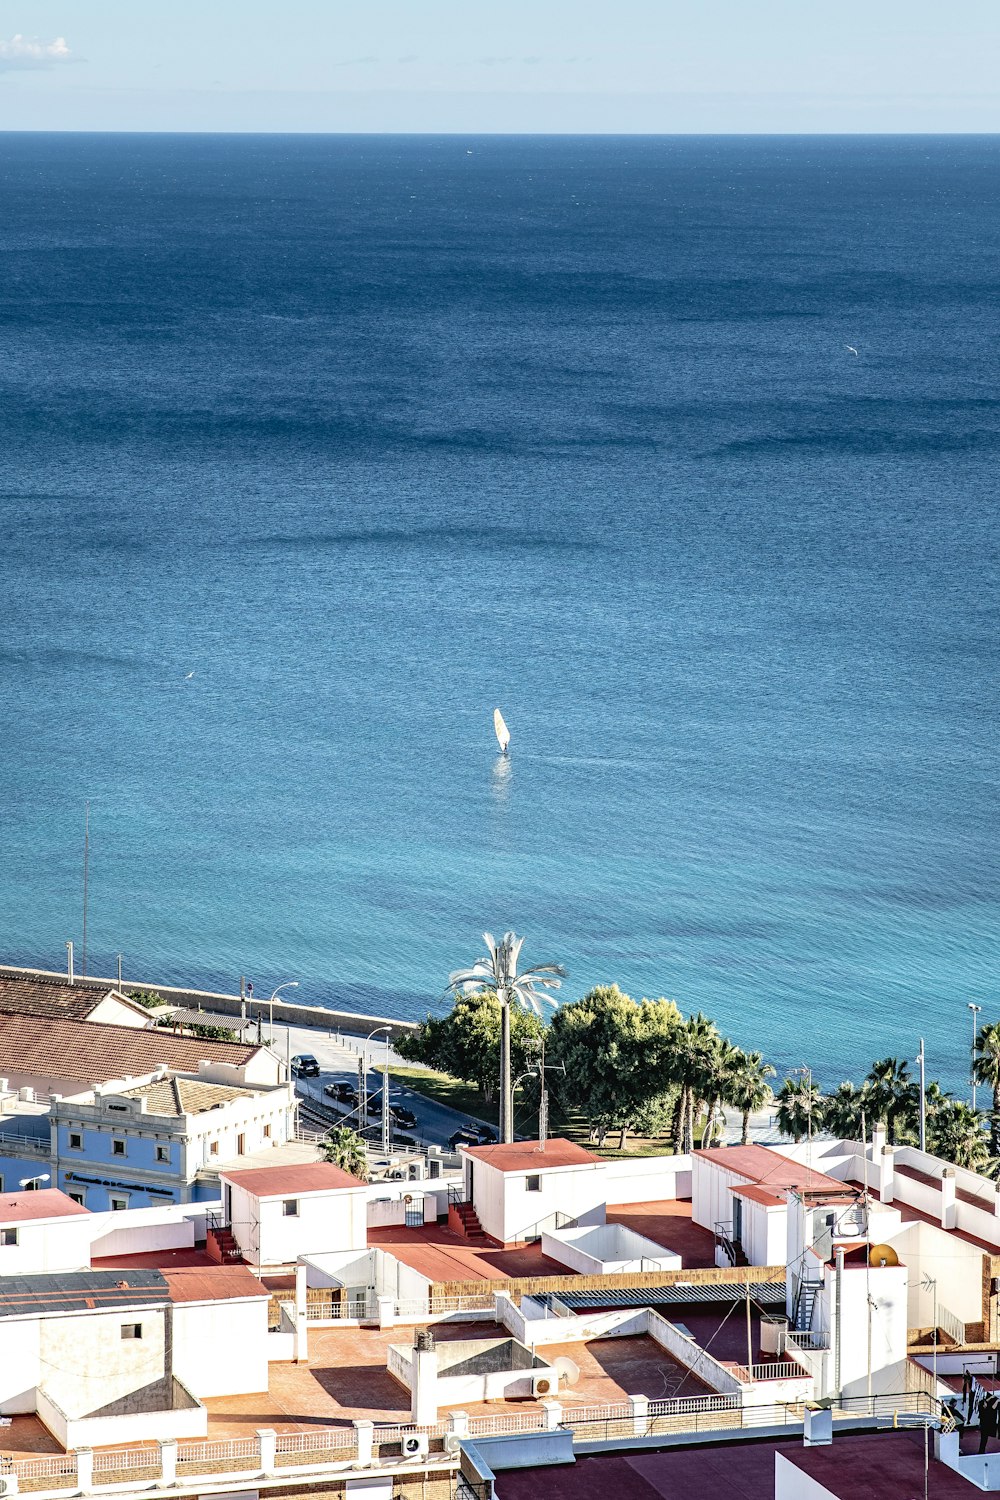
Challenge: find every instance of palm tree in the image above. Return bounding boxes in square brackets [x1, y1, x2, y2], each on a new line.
[822, 1081, 873, 1142]
[865, 1057, 918, 1145]
[323, 1126, 370, 1181]
[974, 1022, 1000, 1156]
[449, 931, 566, 1143]
[726, 1050, 777, 1146]
[776, 1076, 824, 1144]
[668, 1012, 721, 1153]
[927, 1100, 991, 1173]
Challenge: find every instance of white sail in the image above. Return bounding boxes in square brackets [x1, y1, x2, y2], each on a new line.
[493, 708, 510, 753]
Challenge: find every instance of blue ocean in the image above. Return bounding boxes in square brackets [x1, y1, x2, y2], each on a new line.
[0, 134, 997, 1094]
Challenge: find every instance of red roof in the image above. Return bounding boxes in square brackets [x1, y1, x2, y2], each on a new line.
[694, 1145, 854, 1198]
[731, 1183, 786, 1208]
[163, 1266, 266, 1303]
[221, 1162, 364, 1196]
[0, 1188, 91, 1225]
[462, 1138, 602, 1172]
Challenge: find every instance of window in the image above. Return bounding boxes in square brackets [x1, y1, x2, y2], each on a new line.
[263, 1124, 271, 1139]
[209, 1141, 219, 1156]
[68, 1131, 83, 1151]
[525, 1175, 541, 1193]
[282, 1199, 299, 1217]
[121, 1323, 143, 1340]
[110, 1195, 129, 1211]
[68, 1192, 86, 1206]
[155, 1145, 170, 1163]
[237, 1133, 246, 1156]
[112, 1139, 126, 1157]
[1, 1228, 18, 1247]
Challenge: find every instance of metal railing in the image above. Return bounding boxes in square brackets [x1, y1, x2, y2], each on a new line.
[938, 1303, 968, 1346]
[729, 1360, 809, 1384]
[0, 1130, 50, 1157]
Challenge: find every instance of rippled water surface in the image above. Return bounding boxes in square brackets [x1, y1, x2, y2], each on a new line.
[0, 134, 997, 1090]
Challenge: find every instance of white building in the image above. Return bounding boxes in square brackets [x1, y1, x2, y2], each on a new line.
[459, 1138, 607, 1247]
[0, 1188, 93, 1275]
[221, 1161, 368, 1267]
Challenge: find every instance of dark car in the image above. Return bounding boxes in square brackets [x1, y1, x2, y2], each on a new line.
[325, 1082, 359, 1105]
[390, 1105, 417, 1129]
[469, 1124, 497, 1144]
[449, 1128, 484, 1151]
[366, 1095, 383, 1116]
[290, 1053, 320, 1078]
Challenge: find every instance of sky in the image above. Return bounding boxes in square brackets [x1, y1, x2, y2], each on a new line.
[0, 0, 998, 133]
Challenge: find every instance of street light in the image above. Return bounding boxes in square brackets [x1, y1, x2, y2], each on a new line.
[365, 1027, 392, 1157]
[19, 1174, 50, 1192]
[269, 981, 299, 1039]
[969, 1003, 982, 1110]
[916, 1039, 926, 1153]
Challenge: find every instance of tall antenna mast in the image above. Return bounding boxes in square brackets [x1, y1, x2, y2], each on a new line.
[82, 801, 90, 979]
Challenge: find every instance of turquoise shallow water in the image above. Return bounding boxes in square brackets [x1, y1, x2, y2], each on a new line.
[0, 134, 997, 1092]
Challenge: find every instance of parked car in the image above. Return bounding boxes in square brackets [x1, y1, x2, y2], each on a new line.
[366, 1095, 382, 1116]
[449, 1128, 484, 1151]
[291, 1054, 320, 1078]
[325, 1081, 358, 1104]
[390, 1105, 417, 1129]
[469, 1124, 497, 1144]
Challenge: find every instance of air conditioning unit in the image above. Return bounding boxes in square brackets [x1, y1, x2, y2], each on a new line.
[532, 1373, 556, 1398]
[401, 1433, 429, 1459]
[0, 1475, 20, 1496]
[443, 1432, 463, 1455]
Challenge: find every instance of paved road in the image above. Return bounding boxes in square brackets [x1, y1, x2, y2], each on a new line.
[176, 1007, 495, 1151]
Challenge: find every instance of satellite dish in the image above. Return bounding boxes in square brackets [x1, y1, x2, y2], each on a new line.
[553, 1356, 580, 1387]
[869, 1243, 899, 1267]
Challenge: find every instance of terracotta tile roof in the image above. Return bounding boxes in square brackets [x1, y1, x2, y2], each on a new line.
[163, 1266, 266, 1303]
[221, 1162, 364, 1196]
[119, 1076, 253, 1116]
[0, 1010, 259, 1085]
[0, 974, 143, 1023]
[461, 1138, 602, 1172]
[0, 1189, 91, 1225]
[694, 1145, 854, 1198]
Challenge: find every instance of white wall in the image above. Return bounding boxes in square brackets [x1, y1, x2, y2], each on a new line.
[601, 1155, 692, 1205]
[692, 1155, 747, 1234]
[468, 1157, 607, 1245]
[540, 1222, 681, 1273]
[88, 1201, 212, 1259]
[822, 1262, 909, 1400]
[0, 1215, 92, 1275]
[885, 1219, 984, 1328]
[775, 1453, 838, 1500]
[31, 1305, 170, 1419]
[88, 994, 153, 1029]
[738, 1196, 786, 1268]
[172, 1297, 269, 1397]
[228, 1182, 367, 1265]
[0, 1319, 39, 1412]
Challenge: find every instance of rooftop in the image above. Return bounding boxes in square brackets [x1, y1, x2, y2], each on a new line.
[496, 1431, 977, 1500]
[221, 1161, 363, 1195]
[695, 1144, 856, 1198]
[0, 1188, 91, 1225]
[462, 1137, 602, 1172]
[162, 1266, 267, 1303]
[118, 1074, 254, 1116]
[0, 1268, 168, 1319]
[0, 972, 143, 1023]
[0, 1009, 261, 1086]
[368, 1199, 716, 1282]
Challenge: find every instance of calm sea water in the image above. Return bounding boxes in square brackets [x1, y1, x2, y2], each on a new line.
[0, 134, 997, 1094]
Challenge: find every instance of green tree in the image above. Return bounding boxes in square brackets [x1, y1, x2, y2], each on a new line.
[776, 1076, 824, 1144]
[396, 992, 544, 1106]
[822, 1081, 873, 1141]
[865, 1057, 918, 1145]
[974, 1022, 1000, 1156]
[549, 986, 680, 1150]
[322, 1126, 369, 1181]
[669, 1013, 722, 1153]
[128, 988, 165, 1009]
[726, 1050, 777, 1146]
[927, 1100, 991, 1173]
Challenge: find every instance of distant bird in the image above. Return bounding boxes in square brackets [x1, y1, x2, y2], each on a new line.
[845, 345, 859, 356]
[184, 671, 195, 680]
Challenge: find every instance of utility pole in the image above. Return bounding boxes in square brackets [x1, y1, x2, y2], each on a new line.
[82, 801, 90, 978]
[117, 953, 123, 988]
[916, 1038, 926, 1153]
[382, 1043, 391, 1157]
[969, 1003, 982, 1109]
[500, 989, 513, 1144]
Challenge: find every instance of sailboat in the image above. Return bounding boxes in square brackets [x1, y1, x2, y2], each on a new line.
[493, 708, 510, 755]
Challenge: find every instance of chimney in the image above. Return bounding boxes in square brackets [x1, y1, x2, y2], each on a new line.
[411, 1328, 438, 1425]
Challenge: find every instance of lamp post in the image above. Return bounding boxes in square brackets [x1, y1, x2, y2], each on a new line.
[916, 1039, 926, 1153]
[268, 981, 299, 1041]
[19, 1174, 50, 1192]
[365, 1026, 392, 1155]
[921, 1273, 938, 1389]
[969, 1003, 982, 1110]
